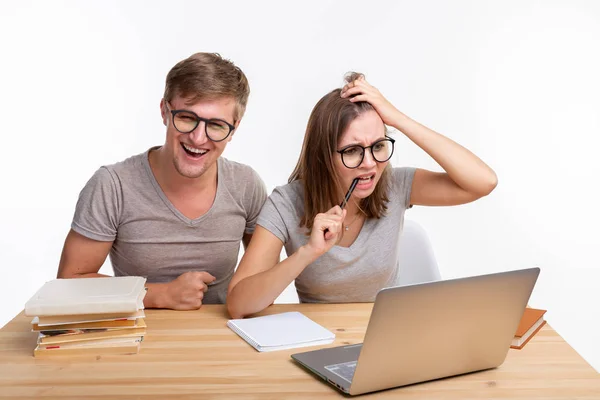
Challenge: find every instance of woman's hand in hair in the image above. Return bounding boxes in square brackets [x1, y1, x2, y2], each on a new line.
[340, 76, 399, 126]
[304, 206, 347, 259]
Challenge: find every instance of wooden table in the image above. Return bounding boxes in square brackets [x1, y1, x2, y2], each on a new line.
[1, 304, 599, 399]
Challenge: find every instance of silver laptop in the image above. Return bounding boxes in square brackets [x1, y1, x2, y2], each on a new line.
[291, 267, 540, 396]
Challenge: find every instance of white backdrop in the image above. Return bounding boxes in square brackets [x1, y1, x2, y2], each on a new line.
[1, 0, 598, 371]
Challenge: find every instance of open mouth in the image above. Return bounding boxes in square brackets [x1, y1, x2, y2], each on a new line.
[181, 143, 208, 159]
[357, 174, 375, 183]
[354, 174, 376, 190]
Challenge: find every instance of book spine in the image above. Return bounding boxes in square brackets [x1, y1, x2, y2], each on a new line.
[26, 300, 141, 317]
[226, 321, 261, 351]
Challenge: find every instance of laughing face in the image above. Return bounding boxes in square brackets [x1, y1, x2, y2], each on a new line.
[160, 96, 238, 179]
[334, 110, 389, 199]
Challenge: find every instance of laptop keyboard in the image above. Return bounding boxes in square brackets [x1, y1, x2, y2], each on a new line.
[325, 361, 357, 383]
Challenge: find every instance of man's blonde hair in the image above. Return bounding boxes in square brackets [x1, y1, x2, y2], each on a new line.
[163, 52, 250, 122]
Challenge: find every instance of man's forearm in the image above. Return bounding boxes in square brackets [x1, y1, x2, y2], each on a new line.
[64, 272, 110, 278]
[143, 282, 170, 309]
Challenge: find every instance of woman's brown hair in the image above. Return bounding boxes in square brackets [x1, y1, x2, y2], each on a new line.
[289, 72, 391, 230]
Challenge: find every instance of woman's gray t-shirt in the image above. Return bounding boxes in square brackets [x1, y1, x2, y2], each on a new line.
[257, 167, 416, 303]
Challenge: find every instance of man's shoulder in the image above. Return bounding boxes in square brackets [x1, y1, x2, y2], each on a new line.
[98, 149, 151, 179]
[218, 157, 263, 187]
[82, 149, 151, 193]
[219, 157, 257, 175]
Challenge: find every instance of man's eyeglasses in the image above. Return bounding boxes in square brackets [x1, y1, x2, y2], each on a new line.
[169, 107, 235, 142]
[336, 137, 395, 169]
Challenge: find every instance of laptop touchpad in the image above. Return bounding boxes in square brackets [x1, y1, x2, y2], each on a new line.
[325, 361, 357, 383]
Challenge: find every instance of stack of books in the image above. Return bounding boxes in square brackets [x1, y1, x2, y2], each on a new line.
[24, 276, 147, 357]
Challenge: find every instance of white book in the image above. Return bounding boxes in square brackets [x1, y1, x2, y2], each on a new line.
[25, 277, 147, 317]
[227, 311, 335, 352]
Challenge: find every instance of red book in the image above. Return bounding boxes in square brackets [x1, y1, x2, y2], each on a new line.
[511, 308, 547, 349]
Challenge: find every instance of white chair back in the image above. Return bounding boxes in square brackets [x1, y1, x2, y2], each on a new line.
[396, 219, 442, 285]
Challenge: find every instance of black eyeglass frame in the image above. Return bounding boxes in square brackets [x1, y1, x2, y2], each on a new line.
[336, 136, 396, 169]
[169, 109, 236, 142]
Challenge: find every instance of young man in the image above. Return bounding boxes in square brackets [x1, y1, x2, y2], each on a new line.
[57, 53, 267, 310]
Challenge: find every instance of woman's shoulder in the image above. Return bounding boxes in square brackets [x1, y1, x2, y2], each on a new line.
[387, 166, 417, 209]
[260, 180, 304, 222]
[389, 167, 416, 190]
[269, 180, 304, 205]
[390, 166, 416, 179]
[257, 180, 305, 239]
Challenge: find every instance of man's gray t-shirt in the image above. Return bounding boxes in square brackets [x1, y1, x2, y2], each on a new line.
[257, 167, 416, 303]
[71, 148, 267, 304]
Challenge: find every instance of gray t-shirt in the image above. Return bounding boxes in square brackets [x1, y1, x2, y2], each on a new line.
[257, 167, 416, 303]
[71, 148, 267, 304]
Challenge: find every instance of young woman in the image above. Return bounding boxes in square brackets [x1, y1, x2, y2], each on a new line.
[226, 73, 497, 318]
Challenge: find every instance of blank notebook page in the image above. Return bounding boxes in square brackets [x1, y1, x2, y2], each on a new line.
[227, 311, 335, 352]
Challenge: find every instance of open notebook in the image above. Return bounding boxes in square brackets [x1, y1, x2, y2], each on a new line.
[227, 312, 335, 352]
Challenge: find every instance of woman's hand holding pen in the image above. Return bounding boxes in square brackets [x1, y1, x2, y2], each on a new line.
[301, 177, 359, 260]
[304, 177, 359, 259]
[303, 206, 346, 259]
